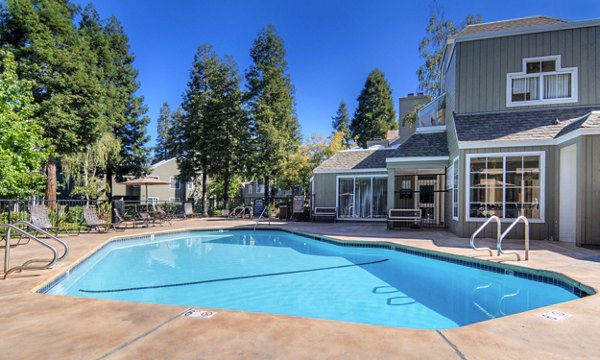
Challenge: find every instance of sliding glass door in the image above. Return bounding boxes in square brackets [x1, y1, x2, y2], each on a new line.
[337, 175, 387, 219]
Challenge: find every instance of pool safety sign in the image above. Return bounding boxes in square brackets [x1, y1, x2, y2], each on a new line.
[540, 309, 571, 321]
[182, 309, 217, 319]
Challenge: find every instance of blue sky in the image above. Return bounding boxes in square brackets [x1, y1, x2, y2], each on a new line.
[73, 0, 600, 149]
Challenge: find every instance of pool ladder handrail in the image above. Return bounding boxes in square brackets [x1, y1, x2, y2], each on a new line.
[1, 223, 61, 279]
[12, 220, 69, 261]
[470, 215, 501, 256]
[497, 215, 529, 261]
[253, 206, 271, 231]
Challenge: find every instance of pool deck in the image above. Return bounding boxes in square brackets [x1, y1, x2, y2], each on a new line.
[2, 218, 600, 359]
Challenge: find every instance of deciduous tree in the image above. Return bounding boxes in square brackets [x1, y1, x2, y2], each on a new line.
[417, 4, 481, 97]
[1, 0, 107, 203]
[0, 50, 51, 198]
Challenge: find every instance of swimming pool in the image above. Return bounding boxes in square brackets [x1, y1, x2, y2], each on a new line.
[41, 229, 591, 329]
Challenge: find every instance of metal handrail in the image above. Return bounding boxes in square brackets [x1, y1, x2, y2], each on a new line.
[253, 206, 270, 231]
[1, 223, 59, 279]
[13, 221, 69, 261]
[497, 216, 529, 261]
[469, 215, 501, 256]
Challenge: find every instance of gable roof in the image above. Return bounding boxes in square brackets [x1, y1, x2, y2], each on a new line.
[457, 16, 567, 37]
[314, 148, 393, 171]
[454, 107, 600, 143]
[555, 111, 600, 138]
[150, 157, 176, 169]
[314, 132, 449, 172]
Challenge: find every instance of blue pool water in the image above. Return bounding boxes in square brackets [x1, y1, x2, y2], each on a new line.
[45, 230, 583, 329]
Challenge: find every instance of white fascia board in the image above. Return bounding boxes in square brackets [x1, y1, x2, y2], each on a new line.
[313, 168, 387, 174]
[416, 125, 447, 134]
[150, 157, 176, 169]
[386, 156, 449, 163]
[556, 128, 600, 144]
[455, 18, 600, 43]
[458, 139, 556, 149]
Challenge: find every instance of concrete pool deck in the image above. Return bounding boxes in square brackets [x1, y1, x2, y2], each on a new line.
[1, 218, 599, 359]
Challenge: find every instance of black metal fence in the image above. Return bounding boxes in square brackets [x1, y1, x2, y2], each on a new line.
[394, 174, 447, 228]
[0, 199, 112, 231]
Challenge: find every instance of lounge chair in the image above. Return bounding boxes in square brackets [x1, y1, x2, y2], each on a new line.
[153, 204, 172, 226]
[113, 208, 147, 229]
[83, 206, 111, 233]
[29, 204, 79, 235]
[228, 206, 245, 219]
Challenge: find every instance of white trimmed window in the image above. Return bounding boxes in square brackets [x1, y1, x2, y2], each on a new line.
[507, 55, 577, 107]
[452, 157, 459, 220]
[148, 197, 159, 205]
[248, 185, 253, 194]
[466, 152, 544, 222]
[170, 176, 180, 189]
[168, 197, 180, 202]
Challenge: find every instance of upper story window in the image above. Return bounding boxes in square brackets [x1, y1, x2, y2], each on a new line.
[170, 176, 180, 190]
[507, 55, 578, 107]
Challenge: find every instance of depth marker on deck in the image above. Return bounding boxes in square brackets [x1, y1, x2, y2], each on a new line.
[540, 310, 571, 321]
[182, 309, 217, 319]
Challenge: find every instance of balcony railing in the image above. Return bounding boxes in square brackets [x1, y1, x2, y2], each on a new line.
[417, 93, 446, 127]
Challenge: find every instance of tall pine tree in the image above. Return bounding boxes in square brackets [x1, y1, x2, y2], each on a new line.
[350, 69, 397, 148]
[331, 100, 351, 146]
[153, 102, 172, 163]
[205, 56, 248, 209]
[177, 45, 220, 215]
[101, 15, 150, 184]
[246, 25, 301, 204]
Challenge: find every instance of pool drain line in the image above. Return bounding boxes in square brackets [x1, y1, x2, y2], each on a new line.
[78, 258, 389, 294]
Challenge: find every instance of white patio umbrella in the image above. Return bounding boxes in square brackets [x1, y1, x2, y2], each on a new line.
[122, 177, 171, 210]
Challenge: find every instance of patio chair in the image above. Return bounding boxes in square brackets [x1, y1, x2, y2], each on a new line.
[83, 206, 111, 233]
[113, 208, 147, 229]
[29, 204, 79, 236]
[228, 206, 245, 219]
[183, 203, 196, 218]
[153, 204, 173, 226]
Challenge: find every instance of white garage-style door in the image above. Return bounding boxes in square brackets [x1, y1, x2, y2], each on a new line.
[559, 144, 577, 243]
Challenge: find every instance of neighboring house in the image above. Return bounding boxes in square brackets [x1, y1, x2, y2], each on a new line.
[313, 16, 600, 246]
[112, 158, 194, 203]
[241, 181, 292, 204]
[241, 181, 265, 204]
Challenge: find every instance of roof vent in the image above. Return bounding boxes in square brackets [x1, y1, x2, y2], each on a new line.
[417, 92, 424, 96]
[407, 93, 414, 97]
[554, 117, 560, 125]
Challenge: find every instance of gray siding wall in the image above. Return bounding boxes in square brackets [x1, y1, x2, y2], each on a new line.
[575, 135, 600, 245]
[112, 159, 190, 202]
[456, 26, 600, 114]
[451, 146, 556, 241]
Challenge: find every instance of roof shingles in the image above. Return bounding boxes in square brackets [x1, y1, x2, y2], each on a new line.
[315, 132, 449, 171]
[454, 107, 600, 142]
[457, 16, 567, 37]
